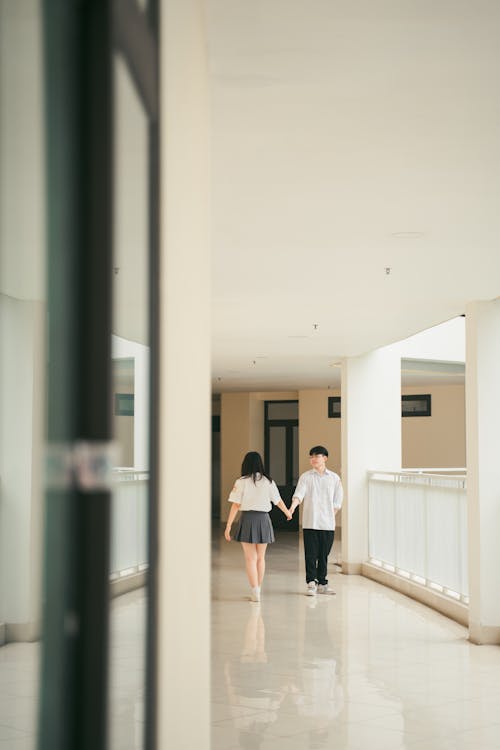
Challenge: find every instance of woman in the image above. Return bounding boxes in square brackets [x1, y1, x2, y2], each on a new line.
[225, 451, 292, 601]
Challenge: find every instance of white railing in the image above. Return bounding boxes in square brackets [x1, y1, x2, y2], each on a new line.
[368, 470, 468, 603]
[110, 469, 149, 579]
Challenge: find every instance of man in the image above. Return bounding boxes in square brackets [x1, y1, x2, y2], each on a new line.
[289, 446, 343, 596]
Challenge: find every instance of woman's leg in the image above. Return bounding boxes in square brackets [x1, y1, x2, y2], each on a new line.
[241, 542, 259, 588]
[256, 543, 268, 586]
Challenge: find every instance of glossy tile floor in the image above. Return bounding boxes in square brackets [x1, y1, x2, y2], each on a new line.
[0, 587, 147, 749]
[3, 531, 500, 749]
[212, 529, 500, 750]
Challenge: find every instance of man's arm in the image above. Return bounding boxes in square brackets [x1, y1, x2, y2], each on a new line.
[289, 473, 307, 517]
[333, 476, 343, 509]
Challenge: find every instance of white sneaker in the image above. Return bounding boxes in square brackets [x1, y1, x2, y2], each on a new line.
[250, 587, 261, 602]
[317, 584, 336, 595]
[306, 581, 317, 596]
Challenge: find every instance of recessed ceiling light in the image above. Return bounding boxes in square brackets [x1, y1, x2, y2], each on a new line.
[390, 231, 424, 239]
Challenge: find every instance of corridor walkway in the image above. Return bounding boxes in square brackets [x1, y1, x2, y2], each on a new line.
[2, 532, 500, 748]
[211, 529, 500, 750]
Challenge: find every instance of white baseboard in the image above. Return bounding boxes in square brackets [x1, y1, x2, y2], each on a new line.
[362, 562, 469, 628]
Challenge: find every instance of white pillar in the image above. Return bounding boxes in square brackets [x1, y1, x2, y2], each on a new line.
[158, 0, 211, 747]
[341, 347, 401, 573]
[466, 299, 500, 644]
[0, 296, 44, 640]
[133, 345, 150, 471]
[0, 0, 45, 642]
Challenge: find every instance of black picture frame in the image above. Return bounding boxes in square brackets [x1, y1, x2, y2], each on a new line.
[327, 394, 432, 418]
[402, 394, 431, 417]
[328, 396, 341, 418]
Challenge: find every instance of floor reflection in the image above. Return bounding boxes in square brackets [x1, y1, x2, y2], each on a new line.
[212, 527, 500, 750]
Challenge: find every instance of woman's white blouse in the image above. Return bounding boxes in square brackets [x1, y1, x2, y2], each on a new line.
[228, 475, 282, 512]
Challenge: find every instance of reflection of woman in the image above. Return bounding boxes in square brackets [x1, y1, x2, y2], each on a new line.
[241, 604, 267, 664]
[221, 607, 282, 750]
[225, 451, 292, 601]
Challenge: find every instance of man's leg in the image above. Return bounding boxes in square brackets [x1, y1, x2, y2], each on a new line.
[316, 530, 334, 585]
[303, 529, 319, 583]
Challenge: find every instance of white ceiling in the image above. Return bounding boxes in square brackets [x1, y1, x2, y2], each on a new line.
[208, 0, 500, 392]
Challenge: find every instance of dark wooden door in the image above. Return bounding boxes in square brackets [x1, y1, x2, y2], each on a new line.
[265, 401, 299, 531]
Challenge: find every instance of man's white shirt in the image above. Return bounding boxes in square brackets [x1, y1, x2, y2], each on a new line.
[293, 468, 343, 530]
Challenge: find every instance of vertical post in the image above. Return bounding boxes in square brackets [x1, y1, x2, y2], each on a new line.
[39, 2, 113, 748]
[341, 346, 402, 573]
[158, 0, 211, 746]
[466, 299, 500, 644]
[146, 2, 160, 748]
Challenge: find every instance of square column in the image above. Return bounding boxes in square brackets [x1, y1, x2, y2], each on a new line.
[466, 299, 500, 644]
[158, 0, 211, 746]
[341, 347, 401, 573]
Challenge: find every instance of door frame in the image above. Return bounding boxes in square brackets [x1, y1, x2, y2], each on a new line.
[264, 400, 299, 531]
[39, 2, 160, 748]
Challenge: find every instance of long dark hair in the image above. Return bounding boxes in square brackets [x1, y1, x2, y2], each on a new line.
[241, 451, 272, 484]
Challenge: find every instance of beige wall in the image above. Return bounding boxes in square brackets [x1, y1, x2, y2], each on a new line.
[220, 392, 252, 520]
[402, 384, 465, 468]
[219, 384, 466, 526]
[220, 391, 297, 521]
[298, 389, 342, 475]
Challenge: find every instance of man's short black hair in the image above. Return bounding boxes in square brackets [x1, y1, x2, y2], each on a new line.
[309, 445, 328, 457]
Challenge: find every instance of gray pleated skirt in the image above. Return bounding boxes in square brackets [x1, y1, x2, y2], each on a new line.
[234, 510, 275, 544]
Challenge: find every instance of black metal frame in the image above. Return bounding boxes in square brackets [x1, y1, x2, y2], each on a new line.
[40, 1, 160, 748]
[264, 400, 299, 471]
[40, 3, 114, 748]
[264, 401, 299, 531]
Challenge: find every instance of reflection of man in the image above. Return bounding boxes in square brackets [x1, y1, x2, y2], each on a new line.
[289, 445, 343, 596]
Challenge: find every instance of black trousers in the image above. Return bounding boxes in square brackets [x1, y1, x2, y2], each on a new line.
[303, 529, 335, 585]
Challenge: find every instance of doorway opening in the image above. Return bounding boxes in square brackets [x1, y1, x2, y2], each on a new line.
[264, 400, 299, 531]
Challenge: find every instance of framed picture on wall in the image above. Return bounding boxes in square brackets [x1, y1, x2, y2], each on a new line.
[402, 394, 431, 417]
[328, 396, 341, 418]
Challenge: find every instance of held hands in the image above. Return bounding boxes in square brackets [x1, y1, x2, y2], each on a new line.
[285, 507, 294, 522]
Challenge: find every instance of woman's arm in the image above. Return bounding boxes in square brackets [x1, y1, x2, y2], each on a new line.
[276, 499, 292, 521]
[225, 502, 241, 541]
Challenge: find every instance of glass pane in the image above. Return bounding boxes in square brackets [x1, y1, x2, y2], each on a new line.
[267, 401, 298, 420]
[269, 426, 287, 486]
[109, 51, 150, 750]
[0, 2, 44, 746]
